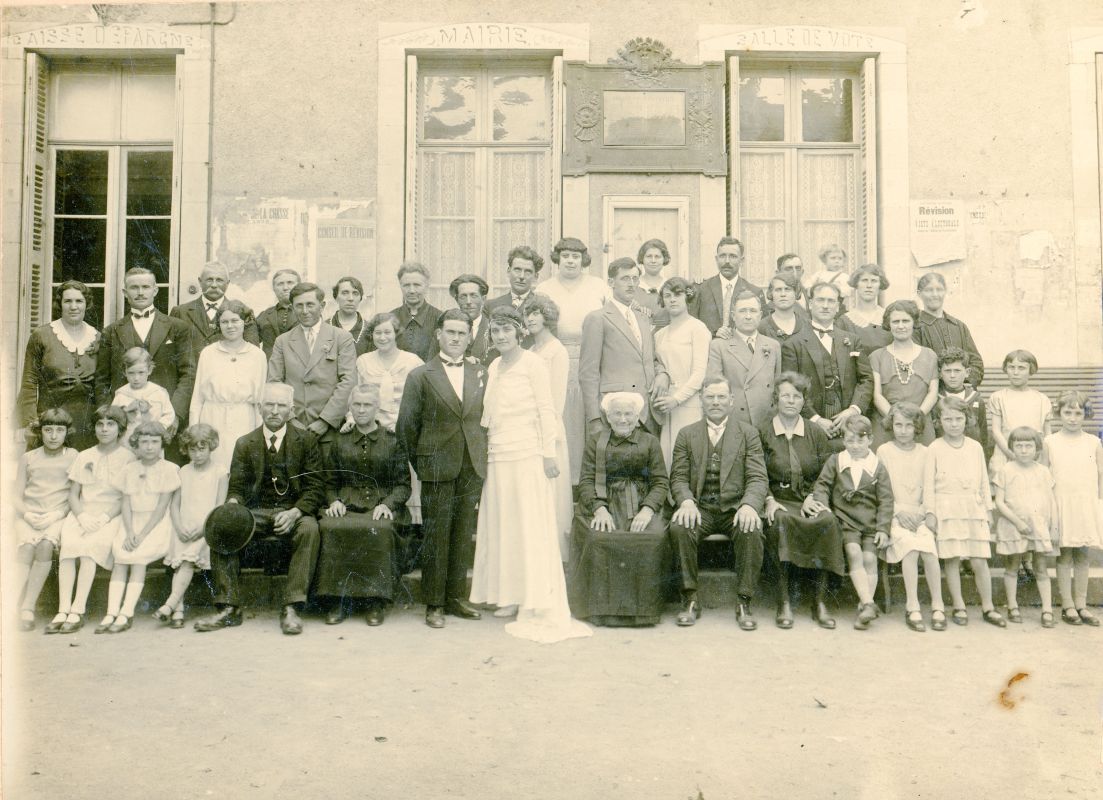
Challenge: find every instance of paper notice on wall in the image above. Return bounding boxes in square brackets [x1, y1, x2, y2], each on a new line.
[911, 199, 966, 267]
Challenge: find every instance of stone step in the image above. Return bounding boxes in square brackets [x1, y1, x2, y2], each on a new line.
[33, 562, 1103, 617]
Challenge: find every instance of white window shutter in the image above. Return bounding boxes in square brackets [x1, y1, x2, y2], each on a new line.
[405, 54, 418, 260]
[170, 54, 185, 305]
[727, 56, 741, 239]
[19, 52, 50, 350]
[860, 56, 878, 265]
[551, 55, 563, 247]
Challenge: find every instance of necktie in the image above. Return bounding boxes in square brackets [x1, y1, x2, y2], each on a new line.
[268, 434, 278, 455]
[813, 326, 832, 350]
[746, 336, 755, 354]
[625, 309, 642, 348]
[206, 303, 218, 321]
[722, 282, 733, 327]
[305, 327, 315, 353]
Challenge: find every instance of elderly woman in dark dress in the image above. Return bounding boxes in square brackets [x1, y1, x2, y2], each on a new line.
[568, 392, 670, 626]
[914, 271, 984, 389]
[18, 281, 101, 450]
[317, 383, 411, 626]
[760, 372, 847, 629]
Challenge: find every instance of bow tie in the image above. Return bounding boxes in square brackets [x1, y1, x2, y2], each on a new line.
[132, 309, 154, 320]
[442, 358, 465, 368]
[812, 326, 833, 336]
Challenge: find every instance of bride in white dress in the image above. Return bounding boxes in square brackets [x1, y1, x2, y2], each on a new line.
[469, 306, 591, 643]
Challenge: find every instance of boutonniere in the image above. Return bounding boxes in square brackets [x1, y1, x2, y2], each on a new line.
[322, 339, 333, 355]
[85, 335, 101, 357]
[842, 337, 852, 349]
[761, 346, 771, 358]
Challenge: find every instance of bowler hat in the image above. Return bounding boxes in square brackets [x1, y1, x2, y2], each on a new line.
[204, 503, 257, 554]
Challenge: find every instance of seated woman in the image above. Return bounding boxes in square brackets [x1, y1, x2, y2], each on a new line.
[760, 373, 848, 629]
[317, 383, 411, 626]
[568, 392, 670, 626]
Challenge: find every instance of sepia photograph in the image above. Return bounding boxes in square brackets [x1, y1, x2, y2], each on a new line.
[1, 1, 1101, 797]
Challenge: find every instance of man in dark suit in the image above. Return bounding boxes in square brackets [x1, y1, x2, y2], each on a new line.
[390, 261, 442, 362]
[95, 267, 196, 437]
[483, 245, 544, 348]
[450, 273, 494, 364]
[255, 268, 301, 359]
[170, 260, 260, 361]
[780, 281, 873, 446]
[669, 376, 769, 630]
[194, 382, 323, 635]
[396, 309, 488, 629]
[689, 236, 765, 337]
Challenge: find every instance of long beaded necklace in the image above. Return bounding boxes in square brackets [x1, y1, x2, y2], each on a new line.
[890, 343, 916, 385]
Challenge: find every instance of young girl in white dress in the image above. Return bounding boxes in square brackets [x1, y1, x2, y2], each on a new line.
[154, 423, 228, 628]
[98, 421, 180, 634]
[993, 426, 1059, 627]
[807, 244, 851, 309]
[1044, 390, 1103, 627]
[988, 349, 1052, 474]
[111, 347, 175, 446]
[14, 409, 78, 632]
[924, 396, 1005, 628]
[877, 402, 945, 632]
[52, 405, 135, 634]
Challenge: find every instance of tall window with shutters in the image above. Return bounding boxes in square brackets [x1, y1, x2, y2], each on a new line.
[729, 60, 877, 285]
[19, 55, 178, 332]
[410, 59, 558, 308]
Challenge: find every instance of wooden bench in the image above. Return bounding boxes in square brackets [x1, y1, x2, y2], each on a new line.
[980, 365, 1103, 438]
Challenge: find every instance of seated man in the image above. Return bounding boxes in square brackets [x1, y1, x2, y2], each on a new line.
[317, 383, 411, 627]
[669, 377, 769, 630]
[194, 382, 323, 635]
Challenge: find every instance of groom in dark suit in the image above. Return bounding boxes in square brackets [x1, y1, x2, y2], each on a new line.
[669, 376, 769, 630]
[780, 281, 873, 445]
[396, 309, 488, 629]
[689, 237, 765, 337]
[194, 382, 323, 635]
[95, 267, 197, 437]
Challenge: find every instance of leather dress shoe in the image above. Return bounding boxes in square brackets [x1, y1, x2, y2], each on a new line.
[775, 601, 794, 629]
[425, 606, 445, 628]
[676, 596, 701, 627]
[445, 599, 482, 620]
[280, 605, 304, 635]
[325, 604, 347, 625]
[193, 606, 243, 632]
[365, 604, 385, 626]
[736, 602, 757, 631]
[812, 602, 836, 630]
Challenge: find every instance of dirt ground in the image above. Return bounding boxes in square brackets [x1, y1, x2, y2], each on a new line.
[2, 605, 1101, 800]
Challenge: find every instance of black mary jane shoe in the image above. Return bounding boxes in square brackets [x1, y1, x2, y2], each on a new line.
[905, 611, 926, 632]
[1077, 608, 1101, 627]
[676, 597, 701, 627]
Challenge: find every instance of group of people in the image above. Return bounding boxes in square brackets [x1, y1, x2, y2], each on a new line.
[13, 235, 1103, 642]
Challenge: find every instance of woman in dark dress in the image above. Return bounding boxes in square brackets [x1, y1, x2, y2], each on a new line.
[316, 383, 411, 626]
[758, 273, 806, 343]
[760, 372, 847, 629]
[568, 392, 670, 626]
[17, 281, 101, 450]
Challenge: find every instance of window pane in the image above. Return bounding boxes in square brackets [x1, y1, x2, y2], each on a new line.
[55, 150, 109, 215]
[52, 71, 117, 140]
[422, 75, 478, 141]
[418, 151, 476, 279]
[125, 218, 171, 282]
[801, 78, 853, 143]
[492, 74, 548, 142]
[127, 151, 173, 215]
[740, 151, 787, 284]
[799, 152, 857, 219]
[53, 218, 107, 284]
[740, 77, 785, 142]
[122, 71, 176, 140]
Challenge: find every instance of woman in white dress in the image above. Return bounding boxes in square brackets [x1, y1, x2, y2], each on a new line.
[525, 295, 573, 560]
[189, 300, 267, 470]
[534, 237, 608, 484]
[355, 312, 425, 523]
[652, 277, 711, 469]
[470, 307, 591, 643]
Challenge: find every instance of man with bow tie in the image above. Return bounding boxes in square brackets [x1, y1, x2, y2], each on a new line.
[396, 309, 488, 629]
[169, 260, 260, 362]
[268, 282, 357, 438]
[780, 281, 873, 446]
[95, 267, 197, 440]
